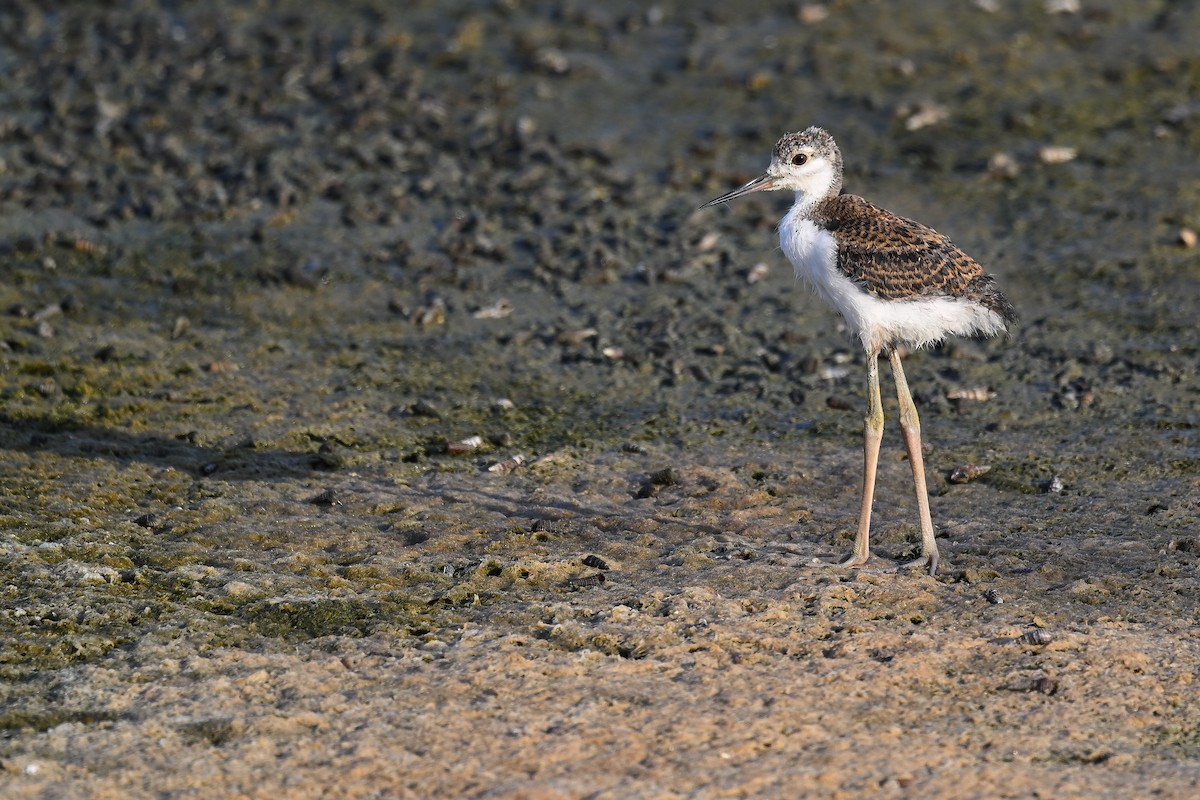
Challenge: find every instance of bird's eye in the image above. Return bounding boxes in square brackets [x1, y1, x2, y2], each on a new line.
[791, 153, 808, 166]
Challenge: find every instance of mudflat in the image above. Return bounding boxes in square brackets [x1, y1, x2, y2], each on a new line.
[1, 2, 1198, 797]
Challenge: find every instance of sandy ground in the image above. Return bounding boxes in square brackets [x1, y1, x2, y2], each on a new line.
[2, 1, 1200, 797]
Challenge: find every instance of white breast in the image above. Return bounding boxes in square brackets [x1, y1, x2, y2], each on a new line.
[779, 205, 1006, 354]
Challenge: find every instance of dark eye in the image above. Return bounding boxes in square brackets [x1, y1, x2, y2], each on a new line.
[791, 153, 808, 166]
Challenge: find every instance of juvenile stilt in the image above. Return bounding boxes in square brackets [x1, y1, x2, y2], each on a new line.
[703, 127, 1016, 576]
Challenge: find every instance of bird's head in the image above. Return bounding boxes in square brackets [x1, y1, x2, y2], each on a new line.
[703, 126, 843, 207]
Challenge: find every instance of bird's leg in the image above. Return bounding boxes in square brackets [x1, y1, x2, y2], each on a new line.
[844, 349, 884, 567]
[888, 349, 939, 576]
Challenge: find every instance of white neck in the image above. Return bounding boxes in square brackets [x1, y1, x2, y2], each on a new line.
[781, 161, 839, 215]
[790, 190, 821, 215]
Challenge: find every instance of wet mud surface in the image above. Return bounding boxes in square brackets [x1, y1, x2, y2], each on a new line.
[2, 1, 1199, 797]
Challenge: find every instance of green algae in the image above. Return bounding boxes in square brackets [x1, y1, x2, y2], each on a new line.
[0, 709, 121, 734]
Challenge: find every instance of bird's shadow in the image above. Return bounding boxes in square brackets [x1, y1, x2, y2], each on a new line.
[0, 413, 321, 480]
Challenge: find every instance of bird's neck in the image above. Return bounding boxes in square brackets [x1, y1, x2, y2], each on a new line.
[789, 190, 833, 218]
[788, 166, 842, 217]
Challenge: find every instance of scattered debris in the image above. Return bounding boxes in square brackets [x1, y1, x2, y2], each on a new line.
[562, 572, 605, 590]
[898, 101, 949, 131]
[946, 387, 996, 402]
[446, 435, 484, 455]
[1038, 145, 1077, 164]
[487, 455, 524, 474]
[556, 327, 598, 346]
[473, 298, 515, 319]
[985, 151, 1020, 180]
[797, 4, 829, 24]
[308, 488, 341, 506]
[582, 554, 610, 570]
[949, 464, 991, 484]
[204, 360, 239, 373]
[996, 629, 1054, 647]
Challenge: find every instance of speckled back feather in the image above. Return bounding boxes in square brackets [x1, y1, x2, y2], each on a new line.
[812, 193, 1017, 326]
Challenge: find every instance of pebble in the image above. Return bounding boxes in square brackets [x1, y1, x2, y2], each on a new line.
[797, 4, 829, 24]
[985, 151, 1020, 180]
[746, 262, 770, 284]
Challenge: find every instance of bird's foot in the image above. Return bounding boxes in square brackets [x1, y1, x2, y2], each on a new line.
[896, 552, 939, 577]
[815, 551, 891, 571]
[813, 548, 938, 576]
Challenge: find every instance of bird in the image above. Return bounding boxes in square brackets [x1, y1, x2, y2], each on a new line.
[703, 127, 1016, 576]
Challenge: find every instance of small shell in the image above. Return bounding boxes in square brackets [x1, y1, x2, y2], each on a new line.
[411, 299, 446, 327]
[1179, 227, 1197, 248]
[949, 464, 991, 484]
[49, 233, 106, 254]
[946, 387, 996, 402]
[985, 151, 1020, 180]
[818, 366, 850, 381]
[534, 47, 569, 75]
[601, 346, 624, 360]
[487, 455, 524, 474]
[472, 298, 514, 319]
[556, 328, 597, 346]
[1038, 145, 1077, 164]
[308, 488, 341, 506]
[1017, 629, 1054, 646]
[562, 572, 605, 590]
[1043, 0, 1079, 14]
[747, 262, 770, 284]
[899, 101, 949, 131]
[582, 554, 610, 570]
[446, 435, 484, 455]
[982, 588, 1004, 605]
[70, 238, 106, 254]
[797, 4, 830, 24]
[32, 303, 63, 323]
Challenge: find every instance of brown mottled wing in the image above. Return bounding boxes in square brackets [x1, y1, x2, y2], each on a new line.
[814, 193, 984, 300]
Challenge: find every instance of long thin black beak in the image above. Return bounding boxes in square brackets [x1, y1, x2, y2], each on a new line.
[701, 172, 777, 208]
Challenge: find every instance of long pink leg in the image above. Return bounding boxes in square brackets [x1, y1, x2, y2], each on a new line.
[888, 349, 939, 576]
[844, 349, 884, 567]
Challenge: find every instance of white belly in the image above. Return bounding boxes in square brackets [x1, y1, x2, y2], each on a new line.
[779, 209, 1005, 354]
